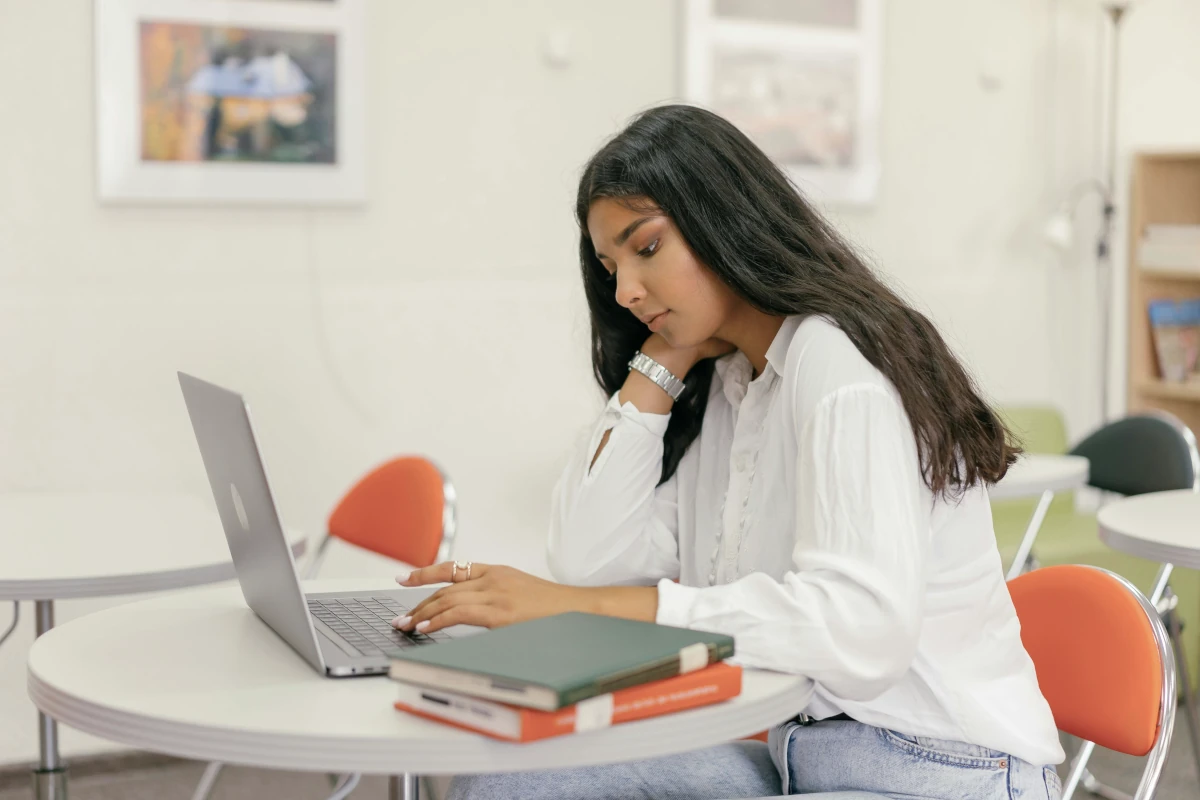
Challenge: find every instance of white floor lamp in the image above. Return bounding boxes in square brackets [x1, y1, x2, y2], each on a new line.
[1044, 0, 1133, 426]
[1045, 4, 1142, 800]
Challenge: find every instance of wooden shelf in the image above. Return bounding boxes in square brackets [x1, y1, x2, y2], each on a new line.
[1138, 267, 1200, 282]
[1127, 152, 1200, 436]
[1138, 380, 1200, 402]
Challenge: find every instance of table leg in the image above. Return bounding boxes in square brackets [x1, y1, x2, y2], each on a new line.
[388, 774, 420, 800]
[32, 600, 67, 800]
[1005, 489, 1053, 581]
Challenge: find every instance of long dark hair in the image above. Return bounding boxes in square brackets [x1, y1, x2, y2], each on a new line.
[575, 104, 1019, 496]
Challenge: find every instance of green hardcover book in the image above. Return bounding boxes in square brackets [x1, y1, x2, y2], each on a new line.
[387, 612, 735, 711]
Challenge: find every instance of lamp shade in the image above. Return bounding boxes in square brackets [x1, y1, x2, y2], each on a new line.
[1044, 212, 1075, 251]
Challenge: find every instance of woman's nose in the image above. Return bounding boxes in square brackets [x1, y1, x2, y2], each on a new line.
[614, 268, 645, 309]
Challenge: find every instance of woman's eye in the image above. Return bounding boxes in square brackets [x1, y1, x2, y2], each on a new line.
[637, 239, 660, 258]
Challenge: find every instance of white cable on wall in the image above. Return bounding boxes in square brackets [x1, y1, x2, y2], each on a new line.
[0, 602, 18, 650]
[303, 208, 378, 427]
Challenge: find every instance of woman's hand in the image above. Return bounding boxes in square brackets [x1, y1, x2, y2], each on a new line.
[391, 562, 589, 634]
[390, 562, 661, 633]
[640, 332, 735, 379]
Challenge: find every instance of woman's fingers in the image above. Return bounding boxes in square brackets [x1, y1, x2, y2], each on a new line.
[396, 579, 480, 624]
[397, 561, 489, 587]
[417, 603, 505, 634]
[393, 591, 492, 631]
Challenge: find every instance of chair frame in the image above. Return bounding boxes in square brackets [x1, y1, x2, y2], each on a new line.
[1058, 410, 1197, 800]
[1057, 567, 1177, 800]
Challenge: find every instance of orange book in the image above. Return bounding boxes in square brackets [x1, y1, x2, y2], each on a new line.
[394, 662, 742, 743]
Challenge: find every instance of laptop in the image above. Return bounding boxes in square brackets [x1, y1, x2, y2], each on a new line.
[178, 371, 467, 677]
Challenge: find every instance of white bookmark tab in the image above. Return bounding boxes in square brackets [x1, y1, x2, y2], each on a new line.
[574, 693, 615, 733]
[678, 642, 709, 674]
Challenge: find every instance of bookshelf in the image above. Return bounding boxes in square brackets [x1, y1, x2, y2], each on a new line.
[1127, 152, 1200, 435]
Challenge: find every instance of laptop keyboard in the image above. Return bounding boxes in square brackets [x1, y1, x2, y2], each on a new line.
[307, 596, 451, 657]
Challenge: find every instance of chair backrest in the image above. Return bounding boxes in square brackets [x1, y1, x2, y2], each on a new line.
[1000, 406, 1070, 455]
[996, 406, 1075, 520]
[1068, 412, 1199, 496]
[1009, 565, 1175, 798]
[326, 456, 456, 568]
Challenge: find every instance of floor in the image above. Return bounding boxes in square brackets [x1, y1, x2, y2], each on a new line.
[0, 729, 1195, 799]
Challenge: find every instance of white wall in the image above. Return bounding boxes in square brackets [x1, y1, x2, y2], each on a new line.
[831, 0, 1105, 438]
[0, 0, 1196, 767]
[0, 0, 675, 764]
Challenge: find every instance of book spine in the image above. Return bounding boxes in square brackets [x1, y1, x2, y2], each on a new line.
[395, 664, 744, 743]
[523, 664, 742, 742]
[558, 642, 736, 708]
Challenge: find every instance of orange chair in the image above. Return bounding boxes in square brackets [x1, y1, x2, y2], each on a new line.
[1009, 565, 1176, 800]
[306, 456, 458, 577]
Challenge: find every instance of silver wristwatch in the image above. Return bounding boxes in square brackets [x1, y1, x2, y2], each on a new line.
[628, 351, 686, 401]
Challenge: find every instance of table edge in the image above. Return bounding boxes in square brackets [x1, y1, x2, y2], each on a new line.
[988, 460, 1090, 500]
[27, 665, 811, 775]
[1098, 525, 1200, 571]
[0, 539, 306, 601]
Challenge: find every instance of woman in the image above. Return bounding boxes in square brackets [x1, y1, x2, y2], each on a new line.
[393, 104, 1064, 799]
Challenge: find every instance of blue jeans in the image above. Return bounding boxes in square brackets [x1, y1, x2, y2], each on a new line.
[446, 719, 1062, 799]
[771, 719, 1062, 799]
[447, 741, 781, 800]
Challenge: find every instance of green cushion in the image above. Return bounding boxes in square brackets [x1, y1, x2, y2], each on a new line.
[998, 406, 1070, 455]
[995, 406, 1076, 517]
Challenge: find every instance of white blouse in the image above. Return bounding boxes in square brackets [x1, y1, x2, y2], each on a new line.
[547, 316, 1064, 767]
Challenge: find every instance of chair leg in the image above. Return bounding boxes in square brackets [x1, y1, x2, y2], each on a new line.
[1061, 739, 1094, 800]
[192, 762, 223, 800]
[1079, 771, 1133, 800]
[303, 533, 334, 580]
[1062, 740, 1136, 800]
[1165, 603, 1200, 782]
[1006, 489, 1053, 581]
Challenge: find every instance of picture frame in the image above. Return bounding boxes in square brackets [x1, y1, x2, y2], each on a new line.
[95, 0, 366, 205]
[682, 0, 882, 206]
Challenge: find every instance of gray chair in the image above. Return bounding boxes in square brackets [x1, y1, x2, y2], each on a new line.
[1068, 412, 1198, 498]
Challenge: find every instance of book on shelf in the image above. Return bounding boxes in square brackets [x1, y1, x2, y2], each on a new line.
[387, 612, 736, 711]
[394, 662, 743, 743]
[1148, 298, 1200, 383]
[1139, 224, 1200, 273]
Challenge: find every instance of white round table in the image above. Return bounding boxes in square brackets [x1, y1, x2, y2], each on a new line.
[989, 454, 1090, 501]
[1096, 489, 1200, 788]
[1, 491, 307, 799]
[990, 454, 1090, 580]
[1098, 489, 1200, 568]
[28, 579, 813, 794]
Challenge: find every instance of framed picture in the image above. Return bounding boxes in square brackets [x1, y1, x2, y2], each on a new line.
[683, 0, 882, 206]
[95, 0, 365, 205]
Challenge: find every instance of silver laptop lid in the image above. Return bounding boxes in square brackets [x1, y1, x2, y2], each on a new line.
[177, 371, 325, 673]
